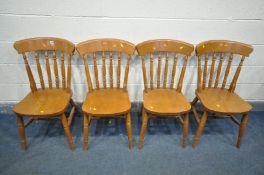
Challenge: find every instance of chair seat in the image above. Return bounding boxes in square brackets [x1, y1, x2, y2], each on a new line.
[13, 89, 72, 117]
[196, 88, 252, 114]
[143, 89, 191, 115]
[82, 89, 131, 116]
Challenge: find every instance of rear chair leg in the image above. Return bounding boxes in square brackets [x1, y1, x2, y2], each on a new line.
[17, 115, 27, 151]
[191, 97, 201, 124]
[139, 108, 148, 149]
[83, 114, 91, 150]
[70, 98, 80, 113]
[126, 112, 133, 150]
[192, 111, 208, 148]
[61, 113, 74, 151]
[236, 113, 248, 148]
[191, 97, 198, 105]
[182, 113, 189, 148]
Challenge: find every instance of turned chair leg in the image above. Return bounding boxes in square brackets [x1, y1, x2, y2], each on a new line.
[192, 111, 208, 148]
[61, 113, 74, 151]
[83, 114, 91, 150]
[126, 112, 133, 150]
[182, 113, 189, 148]
[139, 108, 148, 149]
[17, 115, 27, 151]
[236, 113, 248, 148]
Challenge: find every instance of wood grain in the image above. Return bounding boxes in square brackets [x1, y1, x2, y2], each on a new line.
[136, 39, 193, 149]
[192, 40, 253, 148]
[13, 37, 77, 151]
[76, 39, 135, 151]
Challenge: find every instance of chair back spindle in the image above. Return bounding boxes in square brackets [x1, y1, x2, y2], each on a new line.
[53, 51, 60, 88]
[123, 55, 131, 90]
[214, 53, 224, 88]
[176, 56, 188, 92]
[208, 53, 216, 88]
[102, 51, 107, 88]
[117, 53, 122, 88]
[202, 54, 208, 89]
[170, 55, 178, 89]
[61, 53, 66, 89]
[34, 52, 45, 89]
[93, 52, 100, 89]
[163, 53, 169, 88]
[109, 52, 114, 88]
[44, 51, 53, 88]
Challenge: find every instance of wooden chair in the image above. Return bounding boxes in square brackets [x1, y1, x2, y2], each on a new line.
[137, 39, 194, 149]
[76, 38, 135, 150]
[191, 40, 253, 148]
[13, 37, 78, 151]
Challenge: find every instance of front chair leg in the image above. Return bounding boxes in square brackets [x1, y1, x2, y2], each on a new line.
[236, 113, 248, 148]
[17, 115, 27, 151]
[182, 113, 189, 148]
[61, 113, 74, 151]
[83, 114, 91, 150]
[192, 111, 208, 148]
[139, 108, 148, 150]
[126, 112, 133, 150]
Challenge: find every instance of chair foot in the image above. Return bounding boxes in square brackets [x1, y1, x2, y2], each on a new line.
[138, 108, 148, 150]
[83, 114, 91, 151]
[236, 113, 248, 148]
[17, 115, 27, 151]
[182, 113, 189, 148]
[61, 113, 74, 151]
[192, 111, 208, 148]
[126, 112, 133, 150]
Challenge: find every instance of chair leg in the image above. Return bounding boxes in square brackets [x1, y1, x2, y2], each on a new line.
[83, 114, 91, 151]
[236, 113, 248, 148]
[192, 111, 208, 148]
[17, 115, 27, 151]
[139, 108, 148, 150]
[182, 113, 189, 148]
[70, 98, 80, 113]
[191, 97, 201, 124]
[191, 97, 198, 105]
[61, 113, 74, 151]
[126, 112, 134, 150]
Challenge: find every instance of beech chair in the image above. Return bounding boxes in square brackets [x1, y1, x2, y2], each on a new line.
[191, 40, 253, 148]
[76, 38, 135, 150]
[13, 37, 78, 151]
[137, 39, 194, 149]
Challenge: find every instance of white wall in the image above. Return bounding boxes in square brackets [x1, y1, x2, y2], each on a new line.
[0, 0, 264, 103]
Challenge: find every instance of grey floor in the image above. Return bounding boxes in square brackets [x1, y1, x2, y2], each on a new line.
[0, 108, 264, 175]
